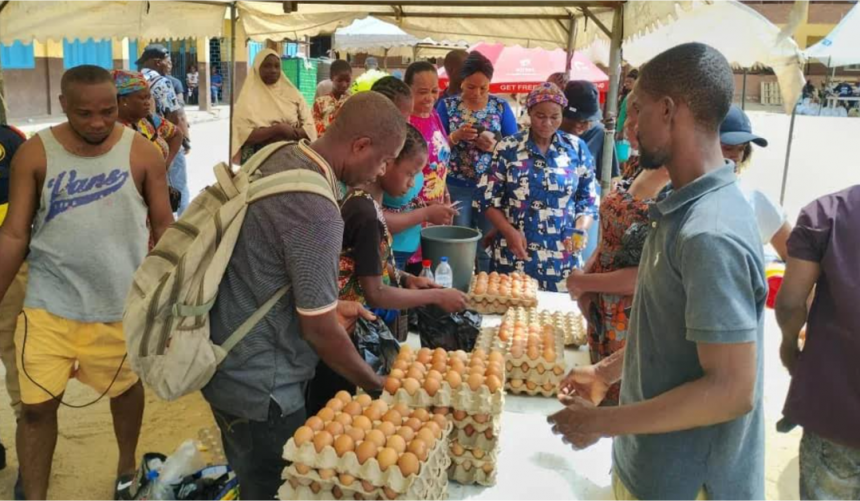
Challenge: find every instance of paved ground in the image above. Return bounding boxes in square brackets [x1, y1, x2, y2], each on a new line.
[1, 108, 857, 499]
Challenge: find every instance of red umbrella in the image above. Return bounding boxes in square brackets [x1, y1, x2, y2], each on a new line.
[439, 43, 609, 96]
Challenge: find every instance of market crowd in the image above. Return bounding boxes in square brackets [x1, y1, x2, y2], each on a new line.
[0, 41, 856, 500]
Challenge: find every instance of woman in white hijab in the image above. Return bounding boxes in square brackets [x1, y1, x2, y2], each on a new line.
[231, 49, 317, 163]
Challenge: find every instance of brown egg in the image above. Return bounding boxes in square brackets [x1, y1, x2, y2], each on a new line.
[399, 345, 414, 357]
[393, 402, 410, 416]
[289, 477, 299, 489]
[405, 417, 422, 432]
[416, 348, 432, 365]
[346, 426, 365, 443]
[486, 375, 502, 394]
[520, 362, 530, 372]
[433, 406, 450, 417]
[432, 361, 447, 374]
[449, 359, 466, 375]
[452, 409, 467, 421]
[543, 382, 556, 392]
[527, 346, 540, 361]
[467, 373, 484, 391]
[473, 413, 489, 424]
[408, 438, 428, 461]
[392, 360, 409, 372]
[543, 348, 557, 363]
[327, 398, 345, 412]
[396, 425, 415, 442]
[313, 430, 333, 453]
[386, 434, 407, 454]
[424, 420, 443, 439]
[295, 463, 310, 475]
[488, 351, 504, 364]
[305, 416, 325, 432]
[310, 482, 321, 494]
[383, 487, 398, 500]
[553, 365, 565, 376]
[398, 452, 420, 477]
[376, 421, 397, 439]
[332, 485, 344, 500]
[406, 366, 425, 381]
[381, 409, 402, 426]
[482, 462, 494, 474]
[376, 447, 398, 471]
[511, 344, 524, 359]
[343, 401, 363, 417]
[335, 412, 353, 427]
[473, 447, 486, 459]
[384, 377, 401, 395]
[355, 440, 378, 465]
[361, 480, 375, 493]
[426, 369, 443, 381]
[339, 473, 356, 486]
[433, 347, 447, 359]
[371, 399, 389, 413]
[363, 405, 382, 422]
[325, 421, 344, 437]
[389, 368, 405, 380]
[451, 441, 465, 456]
[510, 378, 524, 389]
[464, 424, 476, 437]
[402, 378, 421, 396]
[410, 408, 430, 422]
[365, 429, 386, 448]
[319, 468, 336, 480]
[432, 414, 447, 428]
[526, 380, 538, 391]
[317, 407, 335, 423]
[293, 426, 314, 447]
[423, 377, 441, 396]
[484, 429, 494, 440]
[352, 415, 373, 431]
[474, 283, 487, 295]
[417, 427, 436, 447]
[356, 394, 373, 408]
[536, 364, 546, 375]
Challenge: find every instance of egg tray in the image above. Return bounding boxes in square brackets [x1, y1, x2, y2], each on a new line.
[504, 365, 565, 386]
[449, 427, 499, 451]
[468, 298, 537, 315]
[548, 311, 587, 347]
[282, 421, 452, 494]
[447, 455, 497, 487]
[476, 327, 507, 352]
[449, 412, 500, 433]
[279, 472, 449, 500]
[382, 381, 504, 415]
[505, 381, 559, 397]
[449, 442, 499, 465]
[468, 275, 539, 301]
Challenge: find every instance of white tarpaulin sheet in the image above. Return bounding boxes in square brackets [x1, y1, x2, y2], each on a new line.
[0, 1, 227, 44]
[805, 3, 860, 67]
[333, 16, 463, 58]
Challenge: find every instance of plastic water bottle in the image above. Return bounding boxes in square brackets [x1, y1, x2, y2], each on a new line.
[435, 257, 453, 288]
[138, 470, 175, 500]
[419, 260, 435, 283]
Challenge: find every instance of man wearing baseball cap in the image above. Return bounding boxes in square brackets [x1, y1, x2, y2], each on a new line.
[561, 80, 619, 261]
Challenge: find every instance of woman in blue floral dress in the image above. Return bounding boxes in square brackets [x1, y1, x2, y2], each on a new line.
[476, 83, 598, 292]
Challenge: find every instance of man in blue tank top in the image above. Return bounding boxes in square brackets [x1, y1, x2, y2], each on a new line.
[0, 65, 173, 500]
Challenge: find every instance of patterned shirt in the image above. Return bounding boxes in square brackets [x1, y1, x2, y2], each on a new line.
[476, 129, 598, 292]
[313, 92, 350, 137]
[121, 114, 177, 161]
[438, 94, 518, 186]
[339, 190, 394, 305]
[142, 68, 181, 118]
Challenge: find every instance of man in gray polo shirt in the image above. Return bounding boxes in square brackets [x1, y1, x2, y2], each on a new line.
[549, 43, 766, 499]
[202, 92, 407, 501]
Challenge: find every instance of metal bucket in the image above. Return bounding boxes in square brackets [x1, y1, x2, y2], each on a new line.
[420, 226, 482, 292]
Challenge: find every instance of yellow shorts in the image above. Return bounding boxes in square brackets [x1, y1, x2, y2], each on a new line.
[15, 308, 139, 405]
[612, 473, 707, 500]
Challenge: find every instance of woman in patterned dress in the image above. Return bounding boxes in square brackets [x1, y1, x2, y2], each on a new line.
[565, 88, 671, 405]
[312, 60, 352, 137]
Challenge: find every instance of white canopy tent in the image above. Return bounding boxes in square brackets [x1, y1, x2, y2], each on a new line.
[804, 2, 860, 67]
[334, 16, 460, 59]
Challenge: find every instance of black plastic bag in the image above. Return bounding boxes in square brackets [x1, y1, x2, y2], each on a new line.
[415, 305, 482, 352]
[353, 316, 401, 376]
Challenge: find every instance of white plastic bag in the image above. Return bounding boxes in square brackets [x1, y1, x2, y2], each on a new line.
[159, 440, 206, 485]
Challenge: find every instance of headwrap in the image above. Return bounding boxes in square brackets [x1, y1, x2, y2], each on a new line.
[526, 82, 568, 110]
[112, 70, 148, 96]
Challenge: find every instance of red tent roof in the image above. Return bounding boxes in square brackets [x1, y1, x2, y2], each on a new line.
[439, 43, 609, 94]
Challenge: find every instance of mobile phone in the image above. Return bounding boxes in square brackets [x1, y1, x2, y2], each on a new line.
[473, 125, 486, 135]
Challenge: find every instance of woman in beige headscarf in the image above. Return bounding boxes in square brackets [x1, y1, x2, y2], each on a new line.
[231, 49, 317, 163]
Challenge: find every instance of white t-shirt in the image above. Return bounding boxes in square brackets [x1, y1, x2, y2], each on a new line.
[740, 183, 786, 244]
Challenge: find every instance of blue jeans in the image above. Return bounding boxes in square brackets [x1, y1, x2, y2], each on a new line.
[211, 400, 305, 501]
[168, 150, 190, 216]
[448, 183, 491, 273]
[800, 429, 860, 500]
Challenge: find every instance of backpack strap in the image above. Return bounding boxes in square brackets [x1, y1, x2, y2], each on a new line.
[219, 285, 291, 355]
[247, 169, 337, 206]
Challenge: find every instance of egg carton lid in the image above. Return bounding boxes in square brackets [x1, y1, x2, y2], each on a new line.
[382, 379, 505, 415]
[449, 427, 499, 451]
[504, 367, 565, 385]
[448, 460, 497, 487]
[279, 472, 449, 500]
[282, 421, 451, 492]
[506, 382, 559, 397]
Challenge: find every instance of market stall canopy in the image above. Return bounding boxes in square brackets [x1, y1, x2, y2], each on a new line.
[438, 43, 609, 95]
[804, 2, 860, 67]
[333, 16, 464, 58]
[578, 0, 806, 112]
[0, 1, 227, 44]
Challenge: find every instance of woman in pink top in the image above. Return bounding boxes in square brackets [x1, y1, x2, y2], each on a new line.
[384, 61, 457, 272]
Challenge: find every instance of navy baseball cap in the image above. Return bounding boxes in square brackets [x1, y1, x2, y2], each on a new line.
[720, 105, 768, 147]
[563, 80, 602, 122]
[135, 44, 170, 67]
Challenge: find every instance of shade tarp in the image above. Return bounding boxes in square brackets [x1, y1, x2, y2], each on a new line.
[0, 1, 227, 44]
[580, 0, 806, 113]
[438, 43, 608, 94]
[333, 16, 464, 58]
[804, 3, 860, 67]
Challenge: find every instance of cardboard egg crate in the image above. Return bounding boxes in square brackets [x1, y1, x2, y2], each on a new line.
[496, 308, 567, 396]
[449, 412, 500, 451]
[544, 310, 587, 347]
[466, 272, 539, 314]
[447, 445, 498, 488]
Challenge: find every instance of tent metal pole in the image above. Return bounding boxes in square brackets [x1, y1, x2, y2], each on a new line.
[599, 5, 623, 194]
[780, 101, 798, 206]
[564, 15, 576, 73]
[229, 1, 237, 164]
[741, 68, 747, 110]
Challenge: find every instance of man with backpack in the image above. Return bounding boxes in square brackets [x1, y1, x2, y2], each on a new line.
[200, 92, 408, 500]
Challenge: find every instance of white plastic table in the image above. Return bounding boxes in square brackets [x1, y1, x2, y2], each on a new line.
[405, 291, 615, 500]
